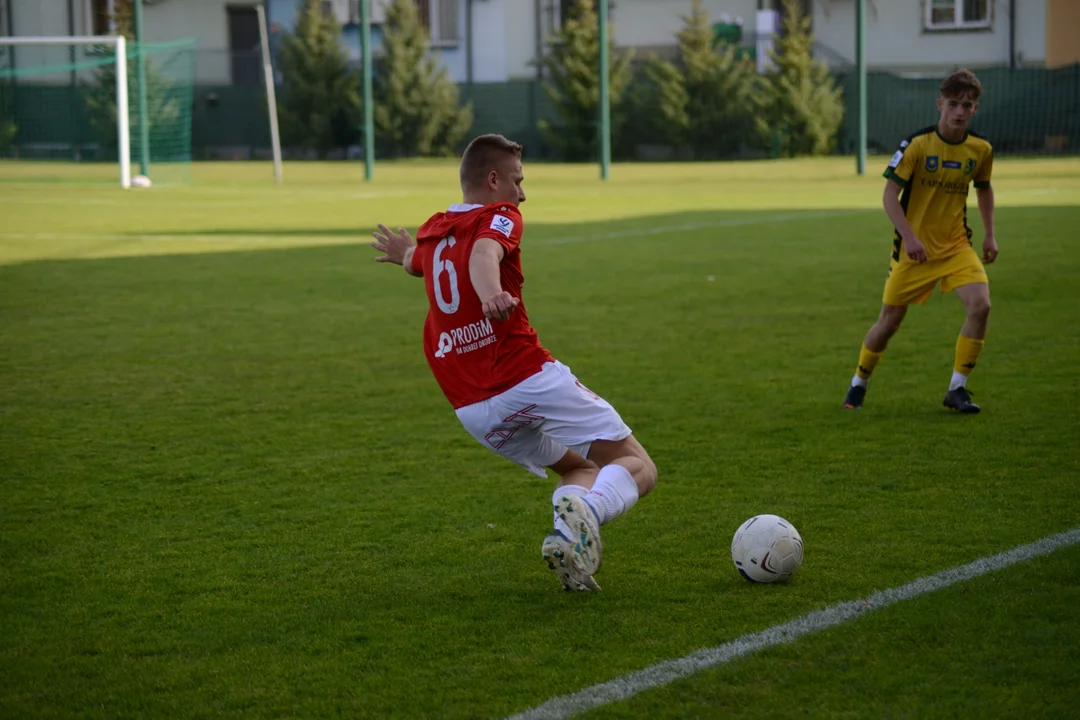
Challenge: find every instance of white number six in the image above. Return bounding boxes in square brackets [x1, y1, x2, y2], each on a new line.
[432, 236, 460, 314]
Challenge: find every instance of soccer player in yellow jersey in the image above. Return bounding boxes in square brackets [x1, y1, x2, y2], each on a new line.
[844, 69, 997, 414]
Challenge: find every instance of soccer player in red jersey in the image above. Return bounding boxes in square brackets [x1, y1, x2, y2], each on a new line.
[369, 134, 657, 591]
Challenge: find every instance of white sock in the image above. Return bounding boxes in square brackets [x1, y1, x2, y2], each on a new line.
[851, 373, 868, 388]
[553, 485, 588, 538]
[949, 371, 968, 392]
[585, 465, 639, 525]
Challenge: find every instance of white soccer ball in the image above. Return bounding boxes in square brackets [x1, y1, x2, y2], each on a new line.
[132, 174, 153, 188]
[731, 514, 804, 583]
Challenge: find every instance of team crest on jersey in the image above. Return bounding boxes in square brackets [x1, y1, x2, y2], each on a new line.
[490, 214, 514, 238]
[925, 155, 939, 172]
[965, 158, 977, 174]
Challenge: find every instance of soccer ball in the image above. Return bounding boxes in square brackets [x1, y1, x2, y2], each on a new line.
[730, 514, 804, 583]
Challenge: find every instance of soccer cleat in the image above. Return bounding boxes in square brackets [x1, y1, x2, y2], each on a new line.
[943, 386, 980, 414]
[541, 531, 600, 591]
[554, 494, 604, 577]
[844, 384, 867, 409]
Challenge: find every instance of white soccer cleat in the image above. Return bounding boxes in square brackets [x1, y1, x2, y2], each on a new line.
[554, 494, 604, 577]
[541, 531, 601, 592]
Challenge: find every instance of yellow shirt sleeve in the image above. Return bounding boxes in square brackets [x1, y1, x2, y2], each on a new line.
[883, 136, 920, 187]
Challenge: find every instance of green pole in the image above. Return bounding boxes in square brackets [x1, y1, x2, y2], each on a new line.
[134, 0, 150, 177]
[856, 0, 867, 176]
[360, 0, 374, 181]
[597, 0, 611, 181]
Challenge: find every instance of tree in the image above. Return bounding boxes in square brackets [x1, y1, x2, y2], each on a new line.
[539, 0, 633, 162]
[754, 0, 844, 157]
[373, 0, 473, 157]
[277, 0, 363, 158]
[634, 0, 756, 159]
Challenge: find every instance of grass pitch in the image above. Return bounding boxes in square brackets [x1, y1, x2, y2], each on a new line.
[1, 157, 1078, 719]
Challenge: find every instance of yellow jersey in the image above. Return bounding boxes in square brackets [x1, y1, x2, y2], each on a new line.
[883, 127, 993, 262]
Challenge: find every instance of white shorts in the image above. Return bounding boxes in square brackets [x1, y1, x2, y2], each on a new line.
[455, 361, 633, 478]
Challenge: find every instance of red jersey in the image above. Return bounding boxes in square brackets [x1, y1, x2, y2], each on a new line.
[412, 202, 554, 409]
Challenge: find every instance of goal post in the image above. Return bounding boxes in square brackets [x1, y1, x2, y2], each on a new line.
[0, 35, 194, 188]
[0, 36, 130, 187]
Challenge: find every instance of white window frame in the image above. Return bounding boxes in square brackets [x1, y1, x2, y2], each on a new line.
[426, 0, 460, 48]
[924, 0, 992, 32]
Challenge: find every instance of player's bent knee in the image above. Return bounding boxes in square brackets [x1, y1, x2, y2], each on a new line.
[588, 436, 657, 497]
[971, 298, 991, 321]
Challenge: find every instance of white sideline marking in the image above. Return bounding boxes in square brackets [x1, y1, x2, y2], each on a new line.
[539, 209, 871, 246]
[508, 526, 1080, 720]
[0, 190, 412, 207]
[0, 210, 872, 247]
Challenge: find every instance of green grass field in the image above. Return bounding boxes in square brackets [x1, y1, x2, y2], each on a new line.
[2, 157, 1078, 719]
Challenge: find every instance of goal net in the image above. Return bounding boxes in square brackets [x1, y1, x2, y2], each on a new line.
[0, 36, 195, 187]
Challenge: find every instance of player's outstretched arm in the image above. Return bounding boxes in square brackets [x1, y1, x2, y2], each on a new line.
[882, 179, 927, 263]
[470, 238, 519, 321]
[371, 224, 423, 277]
[976, 185, 997, 264]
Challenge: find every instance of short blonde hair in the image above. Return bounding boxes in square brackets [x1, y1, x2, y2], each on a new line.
[459, 134, 523, 189]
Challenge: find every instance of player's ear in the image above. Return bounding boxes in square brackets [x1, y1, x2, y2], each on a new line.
[487, 169, 499, 190]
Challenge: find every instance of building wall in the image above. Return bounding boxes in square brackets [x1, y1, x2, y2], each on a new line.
[611, 0, 757, 49]
[1046, 0, 1080, 68]
[147, 0, 260, 84]
[812, 0, 1047, 74]
[4, 0, 253, 84]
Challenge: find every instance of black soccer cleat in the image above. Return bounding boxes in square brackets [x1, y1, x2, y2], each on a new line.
[844, 384, 866, 409]
[943, 386, 980, 414]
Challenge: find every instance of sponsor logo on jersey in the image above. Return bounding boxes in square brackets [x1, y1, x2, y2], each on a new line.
[490, 214, 514, 238]
[925, 155, 939, 172]
[943, 160, 962, 169]
[433, 318, 496, 358]
[920, 178, 969, 193]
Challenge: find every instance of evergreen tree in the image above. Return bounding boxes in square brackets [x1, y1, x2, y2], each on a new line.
[755, 0, 844, 157]
[83, 0, 185, 161]
[637, 0, 755, 159]
[277, 0, 362, 158]
[539, 0, 633, 162]
[373, 0, 473, 157]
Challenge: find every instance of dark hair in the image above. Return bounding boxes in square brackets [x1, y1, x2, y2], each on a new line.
[459, 134, 523, 189]
[940, 69, 982, 101]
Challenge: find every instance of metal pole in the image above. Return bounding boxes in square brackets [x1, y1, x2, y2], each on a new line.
[134, 0, 150, 177]
[256, 3, 282, 184]
[598, 0, 610, 181]
[116, 36, 132, 188]
[856, 0, 867, 175]
[361, 0, 374, 181]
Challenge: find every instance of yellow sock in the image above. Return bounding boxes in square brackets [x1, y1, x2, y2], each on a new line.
[954, 335, 985, 376]
[856, 344, 884, 381]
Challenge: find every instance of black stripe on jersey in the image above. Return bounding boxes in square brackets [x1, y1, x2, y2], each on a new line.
[963, 204, 973, 244]
[904, 126, 937, 144]
[892, 180, 914, 261]
[883, 126, 936, 183]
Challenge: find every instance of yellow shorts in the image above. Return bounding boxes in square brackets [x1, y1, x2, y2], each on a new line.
[882, 247, 988, 306]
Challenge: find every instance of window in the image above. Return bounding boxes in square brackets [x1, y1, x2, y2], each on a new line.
[88, 0, 114, 35]
[227, 5, 261, 86]
[925, 0, 991, 31]
[415, 0, 459, 46]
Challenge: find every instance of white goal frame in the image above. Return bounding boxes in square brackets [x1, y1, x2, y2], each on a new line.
[0, 35, 131, 188]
